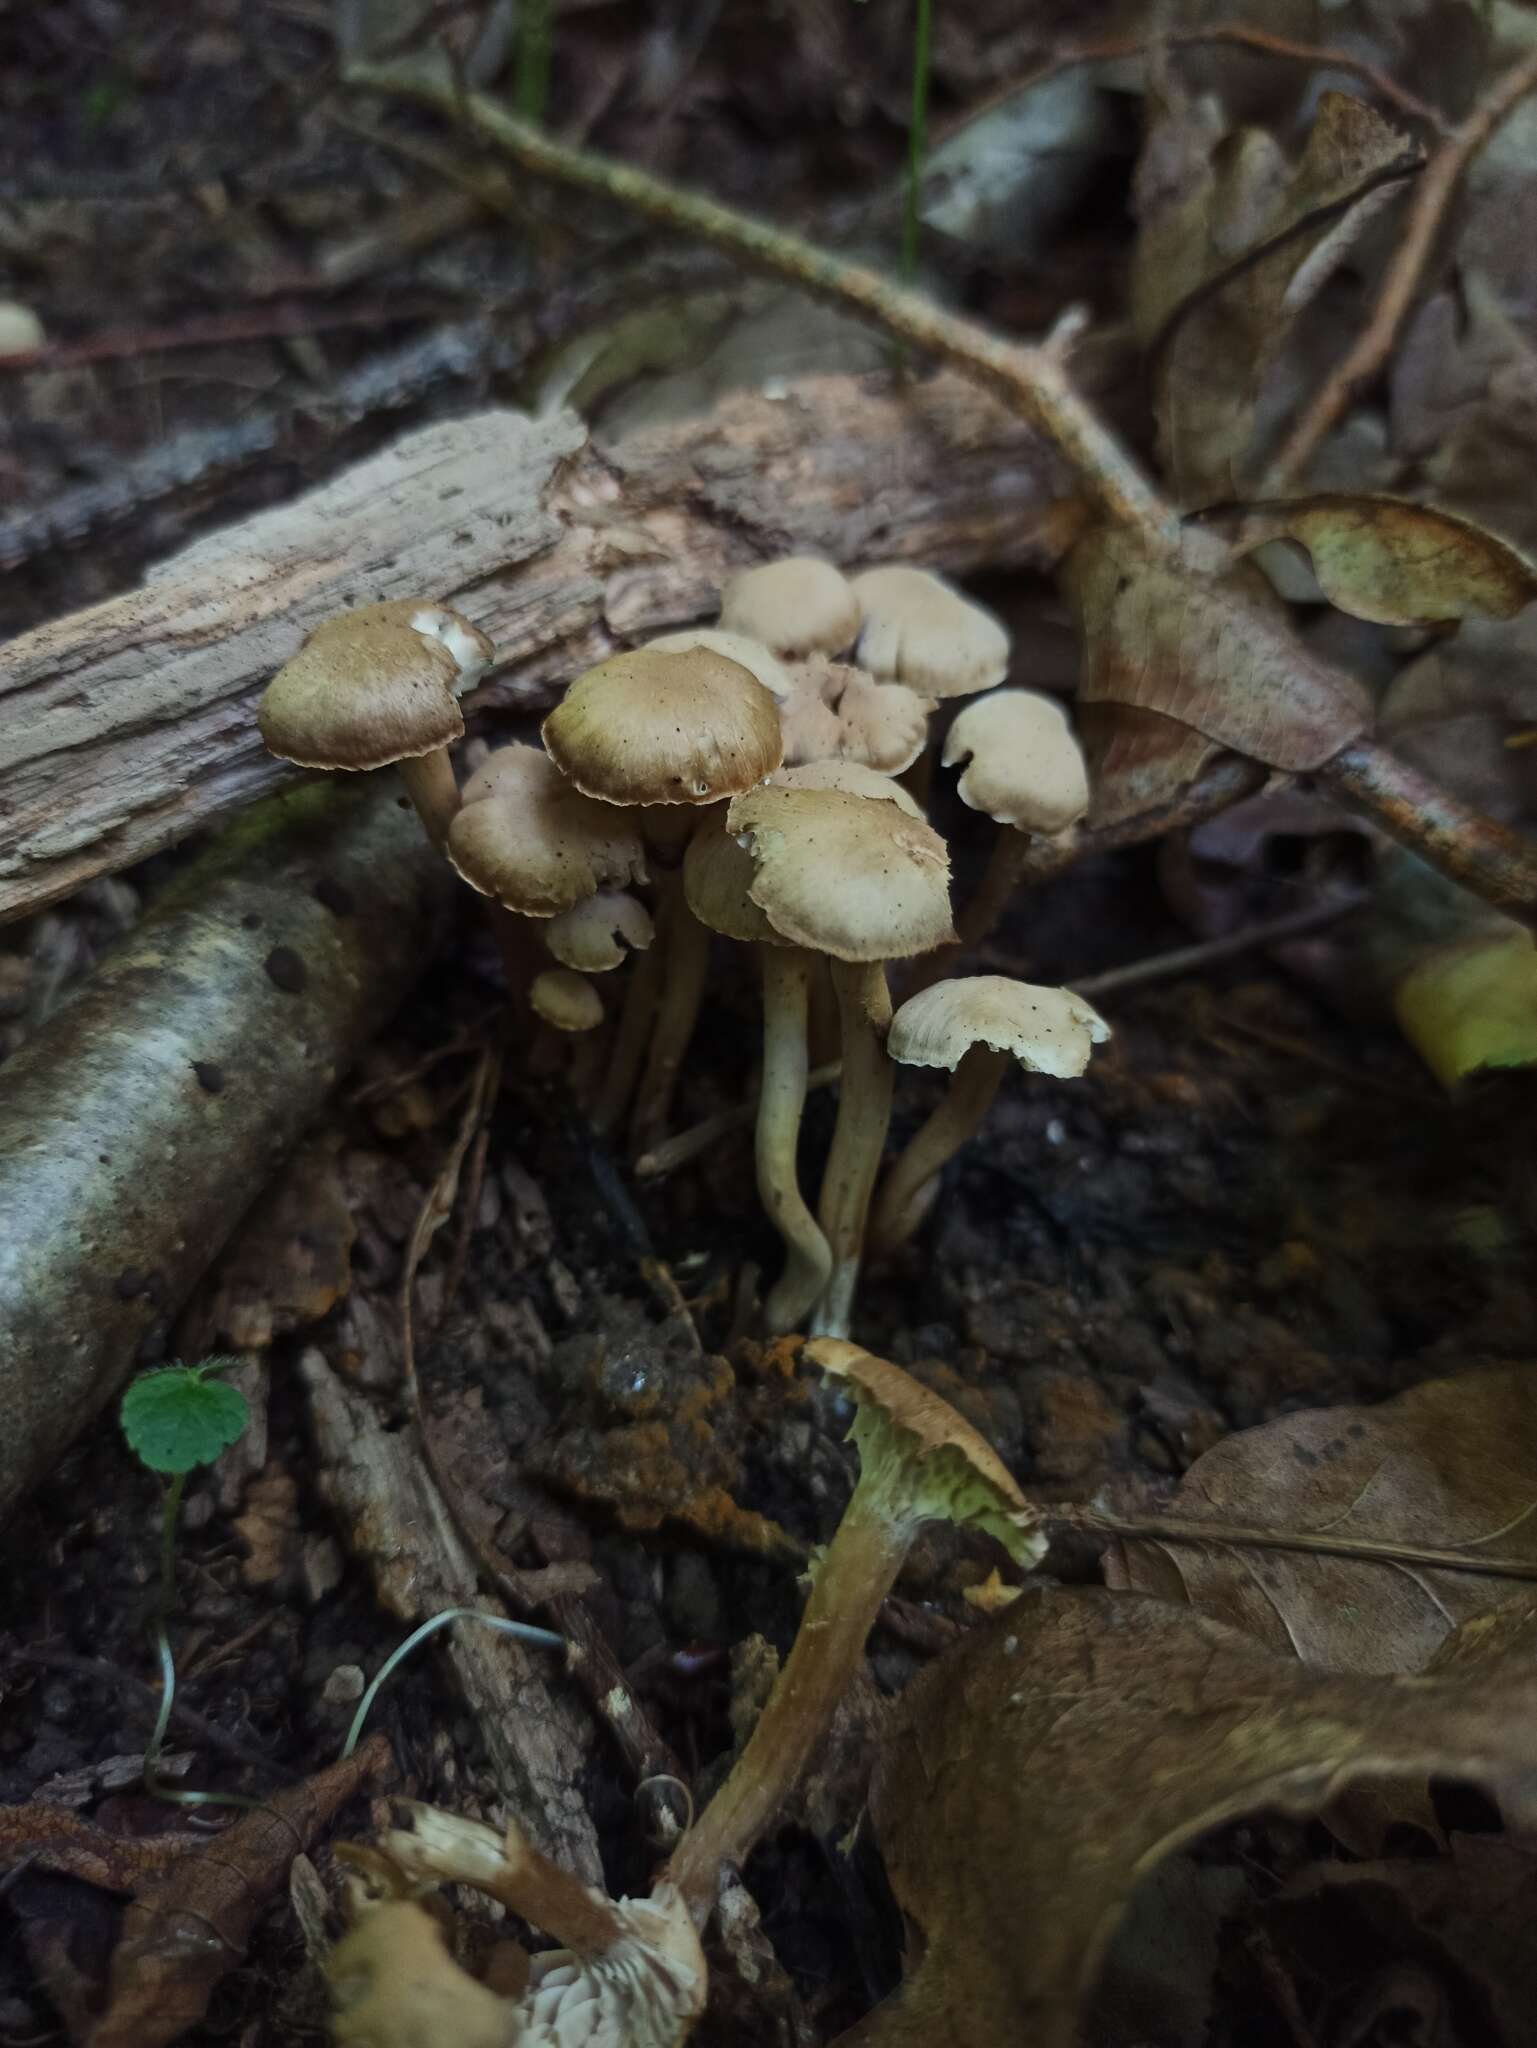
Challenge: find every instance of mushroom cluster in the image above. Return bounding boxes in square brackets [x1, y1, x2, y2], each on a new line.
[255, 560, 1111, 1336]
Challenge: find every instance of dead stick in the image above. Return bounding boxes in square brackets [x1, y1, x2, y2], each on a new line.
[1063, 1506, 1537, 1582]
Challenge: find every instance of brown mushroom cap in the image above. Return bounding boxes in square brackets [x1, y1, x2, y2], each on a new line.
[446, 744, 647, 916]
[682, 812, 780, 944]
[852, 565, 1010, 698]
[805, 1338, 1043, 1561]
[889, 975, 1110, 1079]
[942, 688, 1089, 833]
[646, 627, 795, 699]
[544, 889, 655, 973]
[779, 655, 934, 774]
[717, 557, 862, 658]
[531, 967, 604, 1033]
[542, 648, 783, 807]
[768, 757, 925, 818]
[259, 600, 490, 771]
[726, 783, 955, 961]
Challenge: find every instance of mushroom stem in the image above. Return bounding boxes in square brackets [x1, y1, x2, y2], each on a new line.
[957, 828, 1028, 952]
[869, 1043, 1010, 1254]
[630, 872, 710, 1155]
[396, 749, 461, 850]
[758, 948, 832, 1333]
[591, 930, 664, 1135]
[666, 1484, 907, 1914]
[811, 960, 894, 1339]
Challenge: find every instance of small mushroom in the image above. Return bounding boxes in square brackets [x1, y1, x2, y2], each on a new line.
[545, 889, 655, 973]
[870, 977, 1110, 1253]
[779, 655, 935, 774]
[851, 565, 1009, 698]
[667, 1339, 1043, 1914]
[530, 966, 605, 1099]
[727, 782, 955, 1336]
[531, 967, 604, 1034]
[446, 744, 647, 917]
[717, 556, 861, 658]
[941, 688, 1090, 954]
[258, 600, 493, 849]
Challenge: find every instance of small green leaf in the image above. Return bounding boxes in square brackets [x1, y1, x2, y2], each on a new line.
[121, 1360, 250, 1475]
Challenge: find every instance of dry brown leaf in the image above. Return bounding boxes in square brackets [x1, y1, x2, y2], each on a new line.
[851, 1589, 1537, 2048]
[1136, 90, 1418, 502]
[0, 1805, 201, 1892]
[1064, 522, 1371, 825]
[233, 1462, 301, 1588]
[1382, 610, 1537, 825]
[1104, 1365, 1537, 1675]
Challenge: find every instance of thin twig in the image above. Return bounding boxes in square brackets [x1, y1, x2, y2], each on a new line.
[1268, 42, 1537, 487]
[0, 296, 452, 375]
[634, 1062, 843, 1181]
[1069, 894, 1364, 1000]
[1065, 1505, 1537, 1581]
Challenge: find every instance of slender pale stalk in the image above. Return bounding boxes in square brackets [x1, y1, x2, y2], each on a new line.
[667, 1489, 905, 1912]
[397, 749, 460, 850]
[591, 933, 663, 1134]
[811, 960, 894, 1339]
[630, 871, 710, 1155]
[758, 948, 832, 1334]
[869, 1043, 1010, 1254]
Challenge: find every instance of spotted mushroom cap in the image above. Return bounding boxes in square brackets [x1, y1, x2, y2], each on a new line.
[942, 688, 1089, 834]
[531, 967, 604, 1033]
[646, 627, 796, 699]
[888, 975, 1110, 1079]
[446, 744, 648, 917]
[544, 889, 655, 973]
[543, 647, 783, 807]
[717, 557, 861, 658]
[852, 565, 1010, 698]
[258, 600, 492, 771]
[726, 782, 955, 961]
[768, 757, 925, 818]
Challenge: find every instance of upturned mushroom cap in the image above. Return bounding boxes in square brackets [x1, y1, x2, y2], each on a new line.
[805, 1338, 1044, 1562]
[259, 599, 491, 771]
[943, 688, 1089, 833]
[779, 655, 934, 774]
[852, 565, 1010, 698]
[889, 976, 1110, 1079]
[531, 967, 604, 1033]
[544, 889, 655, 972]
[683, 812, 779, 944]
[718, 557, 861, 657]
[769, 757, 925, 818]
[646, 627, 795, 698]
[726, 783, 955, 961]
[543, 647, 783, 807]
[446, 744, 647, 916]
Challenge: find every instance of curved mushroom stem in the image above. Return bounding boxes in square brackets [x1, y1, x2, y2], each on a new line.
[810, 960, 893, 1340]
[758, 948, 833, 1334]
[629, 872, 710, 1156]
[869, 1043, 1010, 1255]
[666, 1483, 907, 1917]
[396, 749, 461, 851]
[591, 928, 664, 1135]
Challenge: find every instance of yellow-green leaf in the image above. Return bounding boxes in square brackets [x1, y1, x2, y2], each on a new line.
[1394, 930, 1537, 1088]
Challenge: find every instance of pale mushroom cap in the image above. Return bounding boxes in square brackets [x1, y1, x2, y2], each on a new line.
[447, 743, 648, 916]
[852, 565, 1010, 698]
[544, 888, 655, 972]
[683, 812, 780, 943]
[726, 784, 955, 962]
[769, 757, 925, 819]
[543, 647, 784, 807]
[258, 613, 465, 771]
[889, 975, 1110, 1079]
[805, 1338, 1043, 1564]
[717, 557, 862, 657]
[786, 656, 934, 774]
[532, 967, 604, 1033]
[647, 627, 796, 698]
[942, 688, 1089, 833]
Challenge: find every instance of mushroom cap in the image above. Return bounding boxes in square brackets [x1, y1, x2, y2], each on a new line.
[717, 557, 861, 657]
[683, 811, 780, 944]
[646, 627, 795, 698]
[852, 565, 1010, 698]
[769, 757, 925, 819]
[726, 783, 955, 961]
[531, 967, 604, 1033]
[779, 655, 934, 774]
[329, 1899, 512, 2048]
[889, 975, 1110, 1078]
[942, 688, 1089, 833]
[805, 1338, 1044, 1564]
[447, 744, 648, 916]
[544, 889, 655, 973]
[259, 602, 490, 771]
[542, 647, 784, 807]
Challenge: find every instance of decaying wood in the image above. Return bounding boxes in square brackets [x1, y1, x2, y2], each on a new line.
[0, 784, 453, 1522]
[299, 1345, 604, 1885]
[1, 370, 1061, 923]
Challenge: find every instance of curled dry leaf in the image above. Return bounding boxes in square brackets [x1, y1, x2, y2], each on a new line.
[1104, 1365, 1537, 1675]
[849, 1590, 1537, 2048]
[1197, 494, 1537, 626]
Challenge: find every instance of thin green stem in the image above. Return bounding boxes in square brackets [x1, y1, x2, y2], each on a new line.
[342, 1607, 565, 1760]
[515, 0, 552, 123]
[902, 0, 933, 286]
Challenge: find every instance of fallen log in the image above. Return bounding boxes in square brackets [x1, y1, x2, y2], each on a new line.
[0, 782, 453, 1522]
[0, 369, 1060, 923]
